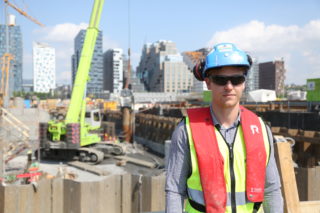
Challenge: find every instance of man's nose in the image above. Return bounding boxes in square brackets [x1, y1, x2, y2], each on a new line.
[224, 80, 233, 89]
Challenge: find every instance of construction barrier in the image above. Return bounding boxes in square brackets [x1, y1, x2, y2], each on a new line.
[104, 110, 180, 145]
[0, 173, 166, 213]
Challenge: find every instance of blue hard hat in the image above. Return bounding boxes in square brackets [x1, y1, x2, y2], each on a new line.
[203, 43, 251, 78]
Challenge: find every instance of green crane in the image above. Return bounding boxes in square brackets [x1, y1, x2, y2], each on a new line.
[39, 0, 122, 163]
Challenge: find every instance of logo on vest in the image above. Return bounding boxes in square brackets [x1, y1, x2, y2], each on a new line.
[250, 187, 263, 193]
[250, 125, 260, 135]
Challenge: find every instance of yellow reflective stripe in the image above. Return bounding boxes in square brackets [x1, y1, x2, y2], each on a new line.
[226, 191, 253, 206]
[187, 188, 205, 205]
[233, 127, 247, 193]
[187, 188, 254, 207]
[186, 117, 202, 191]
[215, 128, 231, 192]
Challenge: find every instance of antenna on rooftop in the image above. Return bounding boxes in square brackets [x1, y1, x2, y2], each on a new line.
[125, 0, 131, 89]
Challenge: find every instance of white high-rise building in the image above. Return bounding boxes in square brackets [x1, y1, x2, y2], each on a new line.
[103, 48, 123, 93]
[33, 42, 56, 92]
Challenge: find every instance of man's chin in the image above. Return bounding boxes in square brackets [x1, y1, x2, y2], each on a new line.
[222, 101, 238, 108]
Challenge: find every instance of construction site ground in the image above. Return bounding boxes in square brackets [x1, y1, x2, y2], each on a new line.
[6, 142, 165, 181]
[2, 143, 167, 213]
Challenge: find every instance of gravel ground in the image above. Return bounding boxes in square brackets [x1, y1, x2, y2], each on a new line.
[4, 143, 165, 183]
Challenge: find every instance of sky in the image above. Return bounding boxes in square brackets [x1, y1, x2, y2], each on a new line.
[1, 0, 319, 86]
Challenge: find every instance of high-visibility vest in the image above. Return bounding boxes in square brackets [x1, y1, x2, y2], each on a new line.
[185, 106, 270, 213]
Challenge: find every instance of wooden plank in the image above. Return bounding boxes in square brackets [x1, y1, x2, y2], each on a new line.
[275, 142, 301, 213]
[113, 156, 157, 168]
[300, 201, 320, 213]
[288, 129, 299, 136]
[303, 142, 312, 151]
[304, 131, 316, 138]
[67, 161, 109, 176]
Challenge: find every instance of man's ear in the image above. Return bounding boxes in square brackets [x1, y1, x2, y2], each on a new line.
[204, 77, 211, 90]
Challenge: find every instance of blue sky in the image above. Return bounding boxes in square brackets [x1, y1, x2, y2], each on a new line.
[1, 0, 319, 85]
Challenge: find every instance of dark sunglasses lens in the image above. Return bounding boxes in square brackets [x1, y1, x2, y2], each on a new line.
[230, 76, 245, 85]
[211, 76, 228, 85]
[210, 75, 245, 86]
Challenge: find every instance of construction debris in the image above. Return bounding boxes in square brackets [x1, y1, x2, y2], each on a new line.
[68, 161, 109, 176]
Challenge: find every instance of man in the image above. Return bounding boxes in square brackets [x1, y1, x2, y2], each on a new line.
[165, 43, 283, 213]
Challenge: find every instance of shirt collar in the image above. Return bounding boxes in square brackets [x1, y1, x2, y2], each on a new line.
[209, 104, 241, 129]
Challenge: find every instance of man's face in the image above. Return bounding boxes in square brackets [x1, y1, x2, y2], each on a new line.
[205, 66, 246, 109]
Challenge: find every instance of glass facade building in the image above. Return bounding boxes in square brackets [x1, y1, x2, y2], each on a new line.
[72, 29, 103, 96]
[245, 57, 259, 96]
[0, 24, 23, 95]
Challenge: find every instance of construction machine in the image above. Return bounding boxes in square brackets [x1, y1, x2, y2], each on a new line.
[39, 0, 122, 164]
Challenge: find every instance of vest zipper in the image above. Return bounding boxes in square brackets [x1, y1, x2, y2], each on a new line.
[227, 143, 237, 213]
[217, 122, 240, 213]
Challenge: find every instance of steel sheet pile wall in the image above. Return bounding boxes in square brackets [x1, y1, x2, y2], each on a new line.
[259, 111, 320, 131]
[104, 110, 180, 146]
[0, 173, 166, 213]
[0, 179, 52, 213]
[104, 110, 122, 131]
[135, 114, 180, 144]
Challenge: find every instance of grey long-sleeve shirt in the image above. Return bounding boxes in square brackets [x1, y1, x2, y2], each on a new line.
[165, 108, 283, 213]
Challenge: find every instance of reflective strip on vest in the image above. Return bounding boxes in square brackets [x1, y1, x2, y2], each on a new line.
[185, 116, 270, 213]
[188, 188, 252, 206]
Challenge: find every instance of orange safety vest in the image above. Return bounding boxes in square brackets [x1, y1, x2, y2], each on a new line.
[187, 106, 267, 213]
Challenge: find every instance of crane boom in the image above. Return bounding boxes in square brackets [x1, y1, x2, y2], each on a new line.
[4, 0, 44, 27]
[65, 0, 104, 124]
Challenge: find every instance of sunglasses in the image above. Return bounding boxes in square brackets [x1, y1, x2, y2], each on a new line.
[209, 75, 246, 86]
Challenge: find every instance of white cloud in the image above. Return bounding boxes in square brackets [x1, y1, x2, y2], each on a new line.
[103, 36, 120, 51]
[207, 20, 320, 84]
[30, 23, 89, 83]
[34, 23, 88, 42]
